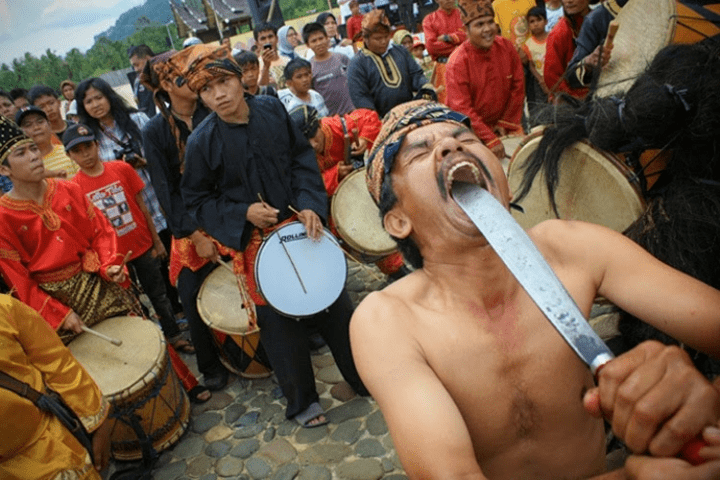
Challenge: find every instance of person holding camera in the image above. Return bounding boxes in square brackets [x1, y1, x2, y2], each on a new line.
[75, 78, 185, 325]
[255, 23, 291, 89]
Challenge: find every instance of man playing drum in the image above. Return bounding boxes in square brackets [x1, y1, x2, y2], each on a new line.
[350, 100, 720, 479]
[0, 115, 133, 336]
[180, 45, 368, 427]
[0, 295, 112, 479]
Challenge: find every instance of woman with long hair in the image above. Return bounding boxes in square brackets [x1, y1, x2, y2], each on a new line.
[139, 47, 231, 392]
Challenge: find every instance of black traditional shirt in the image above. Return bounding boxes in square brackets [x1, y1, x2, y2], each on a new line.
[181, 94, 327, 252]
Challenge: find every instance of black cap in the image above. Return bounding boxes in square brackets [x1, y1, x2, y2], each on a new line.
[62, 123, 96, 152]
[15, 106, 47, 126]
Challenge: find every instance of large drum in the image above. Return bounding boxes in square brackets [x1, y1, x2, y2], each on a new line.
[331, 167, 396, 263]
[68, 316, 189, 461]
[197, 266, 272, 378]
[506, 132, 645, 232]
[255, 222, 347, 318]
[596, 0, 720, 97]
[499, 135, 525, 173]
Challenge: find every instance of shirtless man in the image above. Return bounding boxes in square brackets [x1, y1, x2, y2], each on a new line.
[350, 101, 720, 479]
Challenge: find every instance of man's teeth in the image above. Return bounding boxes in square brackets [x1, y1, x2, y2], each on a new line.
[448, 161, 481, 184]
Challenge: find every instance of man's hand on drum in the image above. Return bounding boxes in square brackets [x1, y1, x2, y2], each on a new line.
[92, 417, 113, 472]
[191, 230, 219, 262]
[62, 311, 85, 334]
[338, 162, 354, 182]
[583, 341, 720, 458]
[247, 202, 279, 229]
[583, 44, 613, 70]
[298, 209, 323, 240]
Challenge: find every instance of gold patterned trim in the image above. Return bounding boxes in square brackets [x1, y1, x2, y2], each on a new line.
[51, 453, 94, 480]
[34, 262, 82, 283]
[362, 48, 402, 89]
[604, 0, 622, 17]
[81, 250, 100, 273]
[0, 247, 20, 261]
[80, 397, 110, 433]
[0, 137, 33, 165]
[86, 203, 95, 219]
[0, 179, 61, 231]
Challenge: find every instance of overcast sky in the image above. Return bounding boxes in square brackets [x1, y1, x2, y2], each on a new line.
[0, 0, 147, 66]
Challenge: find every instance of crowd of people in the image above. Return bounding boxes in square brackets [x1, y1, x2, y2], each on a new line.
[1, 0, 720, 478]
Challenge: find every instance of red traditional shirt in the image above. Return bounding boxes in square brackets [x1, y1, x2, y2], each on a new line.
[0, 179, 123, 329]
[423, 8, 467, 60]
[446, 37, 525, 148]
[346, 14, 364, 42]
[72, 161, 153, 262]
[317, 108, 382, 196]
[544, 14, 589, 99]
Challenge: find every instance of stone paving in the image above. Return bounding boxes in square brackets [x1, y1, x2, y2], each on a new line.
[106, 260, 406, 480]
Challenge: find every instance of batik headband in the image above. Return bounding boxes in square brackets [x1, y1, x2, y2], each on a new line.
[365, 100, 471, 204]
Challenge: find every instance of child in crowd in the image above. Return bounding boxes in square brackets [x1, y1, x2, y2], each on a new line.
[545, 0, 564, 31]
[233, 51, 279, 97]
[521, 6, 550, 118]
[304, 22, 355, 116]
[411, 36, 434, 81]
[393, 29, 413, 50]
[65, 123, 194, 354]
[16, 106, 79, 178]
[346, 0, 364, 43]
[278, 58, 330, 117]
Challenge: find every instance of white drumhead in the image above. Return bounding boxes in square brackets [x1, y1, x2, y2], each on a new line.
[68, 316, 163, 396]
[255, 222, 347, 317]
[197, 266, 250, 334]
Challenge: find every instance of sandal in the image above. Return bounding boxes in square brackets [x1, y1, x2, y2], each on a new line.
[294, 402, 329, 428]
[188, 385, 211, 404]
[172, 338, 196, 354]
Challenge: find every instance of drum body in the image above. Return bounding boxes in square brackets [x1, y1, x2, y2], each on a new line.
[68, 316, 189, 461]
[499, 135, 525, 173]
[331, 167, 396, 263]
[196, 266, 272, 378]
[255, 222, 347, 318]
[506, 132, 645, 232]
[596, 0, 720, 97]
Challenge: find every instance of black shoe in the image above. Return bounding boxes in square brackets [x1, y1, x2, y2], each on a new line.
[204, 369, 228, 391]
[308, 332, 326, 351]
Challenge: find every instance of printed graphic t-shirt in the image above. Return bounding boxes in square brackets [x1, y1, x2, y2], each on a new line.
[72, 161, 153, 260]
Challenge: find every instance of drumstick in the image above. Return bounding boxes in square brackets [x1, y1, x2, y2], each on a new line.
[81, 325, 123, 346]
[603, 20, 619, 50]
[218, 258, 235, 274]
[288, 205, 385, 282]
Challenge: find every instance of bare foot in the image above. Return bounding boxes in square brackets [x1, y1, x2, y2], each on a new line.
[306, 414, 326, 427]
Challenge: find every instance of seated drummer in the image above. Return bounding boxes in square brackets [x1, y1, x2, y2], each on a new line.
[180, 45, 368, 427]
[0, 295, 112, 479]
[0, 115, 134, 336]
[288, 105, 407, 279]
[350, 101, 720, 479]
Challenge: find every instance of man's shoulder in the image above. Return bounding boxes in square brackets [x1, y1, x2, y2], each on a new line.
[187, 112, 219, 145]
[143, 112, 167, 133]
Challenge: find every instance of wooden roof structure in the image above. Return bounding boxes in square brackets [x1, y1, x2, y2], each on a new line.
[170, 0, 253, 42]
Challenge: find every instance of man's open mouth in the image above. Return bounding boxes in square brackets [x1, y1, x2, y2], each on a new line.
[438, 152, 487, 200]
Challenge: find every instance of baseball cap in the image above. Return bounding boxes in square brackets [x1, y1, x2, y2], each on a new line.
[62, 123, 96, 151]
[15, 106, 47, 126]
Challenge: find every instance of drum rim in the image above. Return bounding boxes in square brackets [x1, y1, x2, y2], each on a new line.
[196, 266, 251, 335]
[68, 316, 166, 398]
[254, 221, 347, 318]
[331, 167, 397, 256]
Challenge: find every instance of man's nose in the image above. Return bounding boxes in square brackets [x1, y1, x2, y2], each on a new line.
[435, 137, 465, 161]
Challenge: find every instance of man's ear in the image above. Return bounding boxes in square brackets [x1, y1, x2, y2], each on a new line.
[383, 208, 412, 239]
[160, 78, 174, 93]
[0, 162, 11, 178]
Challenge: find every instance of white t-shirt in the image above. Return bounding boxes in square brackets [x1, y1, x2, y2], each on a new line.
[277, 89, 330, 117]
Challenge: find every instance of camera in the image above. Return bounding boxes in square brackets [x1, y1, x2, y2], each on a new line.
[114, 142, 144, 168]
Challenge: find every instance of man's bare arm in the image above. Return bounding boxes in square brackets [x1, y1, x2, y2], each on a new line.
[350, 293, 487, 480]
[539, 220, 720, 358]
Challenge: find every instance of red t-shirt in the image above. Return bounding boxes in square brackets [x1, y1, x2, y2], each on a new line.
[73, 161, 153, 260]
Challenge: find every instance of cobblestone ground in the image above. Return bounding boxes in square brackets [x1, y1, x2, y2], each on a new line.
[106, 260, 403, 480]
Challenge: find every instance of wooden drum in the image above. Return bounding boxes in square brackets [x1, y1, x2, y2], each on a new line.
[197, 266, 272, 378]
[596, 0, 720, 97]
[506, 132, 645, 232]
[331, 167, 397, 263]
[68, 316, 189, 461]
